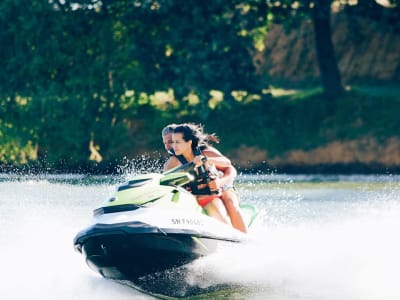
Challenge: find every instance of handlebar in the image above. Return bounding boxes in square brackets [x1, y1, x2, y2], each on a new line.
[162, 157, 220, 195]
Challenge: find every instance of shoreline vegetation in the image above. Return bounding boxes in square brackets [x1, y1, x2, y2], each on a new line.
[2, 86, 399, 175]
[2, 3, 399, 176]
[1, 162, 399, 176]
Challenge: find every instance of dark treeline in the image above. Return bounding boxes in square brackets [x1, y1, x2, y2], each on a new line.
[0, 0, 399, 173]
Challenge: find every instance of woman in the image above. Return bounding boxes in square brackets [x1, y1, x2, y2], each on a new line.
[163, 123, 232, 225]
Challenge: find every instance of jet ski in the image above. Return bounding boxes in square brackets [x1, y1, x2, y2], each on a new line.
[73, 161, 258, 281]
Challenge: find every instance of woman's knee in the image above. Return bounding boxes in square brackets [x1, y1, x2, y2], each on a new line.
[206, 199, 229, 223]
[221, 191, 240, 207]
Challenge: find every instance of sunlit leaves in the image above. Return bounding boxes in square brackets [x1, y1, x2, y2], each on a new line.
[208, 90, 224, 109]
[150, 89, 178, 110]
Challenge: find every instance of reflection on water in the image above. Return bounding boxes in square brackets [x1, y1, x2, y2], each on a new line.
[1, 173, 400, 299]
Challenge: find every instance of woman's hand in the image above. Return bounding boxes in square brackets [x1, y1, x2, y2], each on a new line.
[192, 155, 206, 168]
[208, 177, 222, 195]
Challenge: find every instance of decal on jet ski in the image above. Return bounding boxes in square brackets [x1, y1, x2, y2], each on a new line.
[171, 218, 204, 226]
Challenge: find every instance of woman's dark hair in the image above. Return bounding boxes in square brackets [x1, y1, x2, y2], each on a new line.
[173, 123, 219, 152]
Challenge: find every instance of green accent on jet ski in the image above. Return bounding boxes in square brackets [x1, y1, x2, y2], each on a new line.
[171, 190, 180, 203]
[160, 172, 194, 187]
[103, 172, 194, 207]
[191, 236, 209, 251]
[105, 174, 166, 207]
[240, 203, 260, 228]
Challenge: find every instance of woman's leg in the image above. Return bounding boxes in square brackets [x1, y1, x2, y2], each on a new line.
[220, 190, 248, 233]
[203, 198, 231, 224]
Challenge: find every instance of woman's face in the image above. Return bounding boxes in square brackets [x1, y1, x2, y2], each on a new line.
[172, 133, 191, 155]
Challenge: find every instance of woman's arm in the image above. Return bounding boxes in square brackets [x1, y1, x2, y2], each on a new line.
[215, 164, 237, 188]
[201, 148, 231, 168]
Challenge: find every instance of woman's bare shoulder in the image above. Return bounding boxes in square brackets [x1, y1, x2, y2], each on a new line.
[202, 147, 223, 157]
[163, 156, 180, 171]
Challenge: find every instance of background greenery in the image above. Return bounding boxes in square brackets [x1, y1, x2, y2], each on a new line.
[0, 0, 399, 173]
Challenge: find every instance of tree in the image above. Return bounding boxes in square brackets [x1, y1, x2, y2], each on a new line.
[266, 0, 400, 99]
[267, 0, 344, 99]
[312, 0, 344, 99]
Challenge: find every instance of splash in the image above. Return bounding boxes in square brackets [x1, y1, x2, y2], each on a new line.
[1, 174, 400, 300]
[116, 154, 164, 180]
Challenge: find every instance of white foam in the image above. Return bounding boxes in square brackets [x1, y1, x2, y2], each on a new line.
[1, 177, 400, 300]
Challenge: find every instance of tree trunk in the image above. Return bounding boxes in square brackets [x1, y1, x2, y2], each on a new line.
[312, 1, 344, 100]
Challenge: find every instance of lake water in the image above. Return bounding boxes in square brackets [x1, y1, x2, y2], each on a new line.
[1, 172, 400, 300]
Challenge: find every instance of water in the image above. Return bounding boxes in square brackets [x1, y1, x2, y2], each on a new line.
[1, 172, 400, 300]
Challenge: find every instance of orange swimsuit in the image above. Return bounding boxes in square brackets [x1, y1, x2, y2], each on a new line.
[196, 194, 219, 207]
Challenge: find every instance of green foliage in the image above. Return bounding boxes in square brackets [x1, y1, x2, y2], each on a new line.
[0, 0, 398, 172]
[205, 86, 400, 163]
[0, 0, 270, 169]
